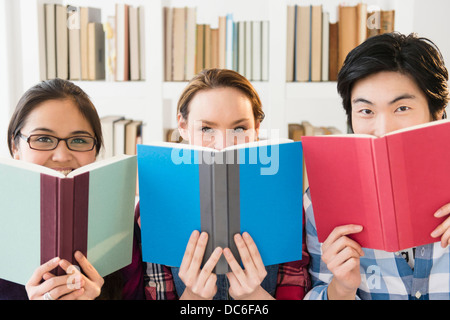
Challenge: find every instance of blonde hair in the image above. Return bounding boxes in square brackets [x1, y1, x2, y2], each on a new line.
[177, 68, 265, 123]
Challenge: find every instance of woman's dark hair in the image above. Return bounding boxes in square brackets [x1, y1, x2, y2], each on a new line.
[337, 32, 449, 130]
[177, 68, 265, 123]
[7, 78, 103, 156]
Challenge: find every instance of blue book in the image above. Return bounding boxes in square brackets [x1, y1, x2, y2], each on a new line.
[138, 139, 303, 274]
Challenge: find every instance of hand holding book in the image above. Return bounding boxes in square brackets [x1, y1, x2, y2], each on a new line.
[431, 204, 450, 248]
[178, 230, 275, 300]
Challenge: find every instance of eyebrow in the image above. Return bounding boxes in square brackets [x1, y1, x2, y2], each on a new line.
[200, 118, 250, 126]
[352, 94, 416, 106]
[30, 128, 94, 136]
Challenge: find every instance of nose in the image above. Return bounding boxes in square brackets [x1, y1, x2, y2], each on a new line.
[51, 141, 73, 162]
[373, 114, 396, 137]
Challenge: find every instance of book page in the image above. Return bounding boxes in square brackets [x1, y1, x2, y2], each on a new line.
[0, 157, 65, 178]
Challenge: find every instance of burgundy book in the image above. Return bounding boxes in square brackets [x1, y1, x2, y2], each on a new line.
[0, 154, 137, 285]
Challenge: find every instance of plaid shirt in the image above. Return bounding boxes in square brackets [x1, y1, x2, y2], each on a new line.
[139, 205, 311, 300]
[303, 189, 450, 300]
[143, 258, 310, 300]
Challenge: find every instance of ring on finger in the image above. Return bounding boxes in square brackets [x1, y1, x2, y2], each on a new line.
[43, 291, 55, 300]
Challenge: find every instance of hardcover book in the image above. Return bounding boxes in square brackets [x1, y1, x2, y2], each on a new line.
[0, 155, 137, 285]
[302, 120, 450, 252]
[138, 140, 304, 274]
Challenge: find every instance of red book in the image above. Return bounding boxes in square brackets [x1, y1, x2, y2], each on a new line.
[303, 120, 450, 252]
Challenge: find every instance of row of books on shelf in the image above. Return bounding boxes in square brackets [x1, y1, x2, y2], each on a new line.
[99, 115, 143, 160]
[164, 7, 269, 82]
[42, 3, 145, 82]
[286, 3, 395, 82]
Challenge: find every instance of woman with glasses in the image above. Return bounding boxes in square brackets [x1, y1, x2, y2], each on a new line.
[2, 78, 144, 300]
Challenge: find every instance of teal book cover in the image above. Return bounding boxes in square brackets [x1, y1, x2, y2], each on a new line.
[0, 155, 136, 285]
[138, 140, 303, 274]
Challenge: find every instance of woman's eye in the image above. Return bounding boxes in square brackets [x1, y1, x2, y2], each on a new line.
[70, 138, 88, 144]
[35, 136, 54, 143]
[201, 127, 214, 133]
[233, 127, 246, 133]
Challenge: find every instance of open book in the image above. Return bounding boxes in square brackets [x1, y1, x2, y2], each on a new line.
[303, 119, 450, 252]
[137, 139, 304, 274]
[0, 154, 137, 285]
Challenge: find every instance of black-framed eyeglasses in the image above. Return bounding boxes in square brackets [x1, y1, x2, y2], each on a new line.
[18, 133, 97, 152]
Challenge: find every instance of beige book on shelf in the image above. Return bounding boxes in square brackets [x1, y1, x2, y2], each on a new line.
[238, 21, 246, 76]
[80, 7, 101, 80]
[105, 16, 116, 82]
[381, 10, 395, 34]
[296, 6, 311, 82]
[129, 6, 140, 81]
[286, 5, 295, 82]
[338, 5, 358, 71]
[218, 16, 227, 69]
[125, 121, 143, 156]
[116, 4, 130, 81]
[211, 28, 219, 69]
[367, 9, 380, 38]
[45, 4, 56, 80]
[185, 7, 197, 80]
[329, 22, 339, 81]
[321, 11, 329, 82]
[68, 6, 81, 81]
[311, 5, 322, 82]
[56, 4, 69, 80]
[139, 7, 146, 81]
[172, 7, 186, 81]
[87, 22, 105, 80]
[164, 7, 173, 81]
[204, 25, 211, 70]
[114, 119, 132, 156]
[195, 24, 205, 74]
[356, 3, 368, 45]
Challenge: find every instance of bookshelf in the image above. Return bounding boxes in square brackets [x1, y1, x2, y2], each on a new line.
[3, 0, 448, 157]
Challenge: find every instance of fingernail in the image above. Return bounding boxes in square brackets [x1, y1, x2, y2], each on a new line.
[431, 229, 439, 238]
[435, 210, 443, 217]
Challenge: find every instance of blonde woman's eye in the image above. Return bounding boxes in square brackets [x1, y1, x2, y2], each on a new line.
[201, 127, 214, 133]
[233, 127, 246, 133]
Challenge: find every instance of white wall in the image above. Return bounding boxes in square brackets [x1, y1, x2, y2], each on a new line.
[0, 1, 14, 157]
[413, 0, 450, 65]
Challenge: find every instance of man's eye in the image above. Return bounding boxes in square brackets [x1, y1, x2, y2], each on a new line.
[396, 106, 411, 112]
[359, 109, 373, 115]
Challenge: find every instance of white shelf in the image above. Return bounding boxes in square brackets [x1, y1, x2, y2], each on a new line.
[4, 0, 443, 153]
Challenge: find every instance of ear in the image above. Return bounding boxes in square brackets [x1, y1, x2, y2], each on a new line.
[254, 120, 261, 140]
[177, 113, 190, 142]
[436, 108, 446, 120]
[11, 139, 21, 160]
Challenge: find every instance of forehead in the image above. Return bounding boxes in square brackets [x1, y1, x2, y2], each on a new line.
[22, 99, 94, 134]
[188, 87, 253, 119]
[351, 71, 425, 102]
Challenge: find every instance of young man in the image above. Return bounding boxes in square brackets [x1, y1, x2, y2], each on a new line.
[304, 32, 450, 300]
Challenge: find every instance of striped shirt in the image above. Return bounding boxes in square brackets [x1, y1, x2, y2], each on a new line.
[303, 189, 450, 300]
